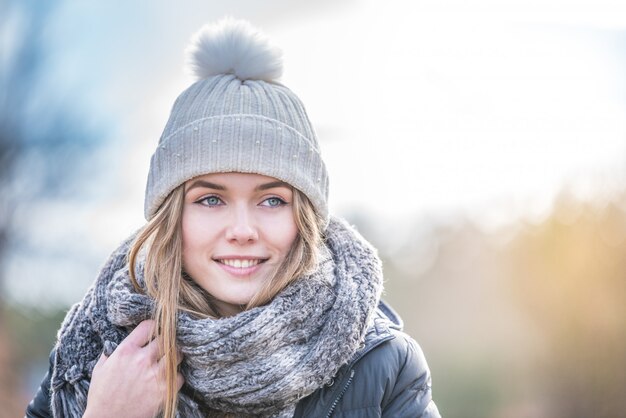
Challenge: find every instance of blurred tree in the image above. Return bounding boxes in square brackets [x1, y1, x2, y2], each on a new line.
[1, 1, 96, 270]
[0, 1, 104, 415]
[351, 194, 626, 417]
[505, 193, 626, 418]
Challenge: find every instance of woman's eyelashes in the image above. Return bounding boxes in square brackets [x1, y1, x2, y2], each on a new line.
[260, 196, 288, 207]
[196, 195, 224, 207]
[194, 195, 289, 207]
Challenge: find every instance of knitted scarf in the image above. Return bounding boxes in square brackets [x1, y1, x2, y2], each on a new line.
[50, 217, 383, 417]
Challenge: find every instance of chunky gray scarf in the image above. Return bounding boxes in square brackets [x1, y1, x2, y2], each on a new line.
[50, 217, 383, 417]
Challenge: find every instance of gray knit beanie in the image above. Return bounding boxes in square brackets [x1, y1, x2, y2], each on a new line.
[144, 18, 329, 223]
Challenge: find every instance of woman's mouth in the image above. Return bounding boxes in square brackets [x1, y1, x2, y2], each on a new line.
[217, 259, 264, 268]
[214, 257, 268, 276]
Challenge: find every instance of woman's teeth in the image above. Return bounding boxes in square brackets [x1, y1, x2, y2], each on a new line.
[219, 259, 262, 268]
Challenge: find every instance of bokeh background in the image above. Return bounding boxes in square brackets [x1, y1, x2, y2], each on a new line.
[2, 1, 626, 417]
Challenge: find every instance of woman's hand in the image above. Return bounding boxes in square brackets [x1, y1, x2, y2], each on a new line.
[83, 320, 184, 418]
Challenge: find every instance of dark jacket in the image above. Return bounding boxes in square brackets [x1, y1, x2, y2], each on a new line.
[293, 301, 440, 417]
[26, 301, 440, 418]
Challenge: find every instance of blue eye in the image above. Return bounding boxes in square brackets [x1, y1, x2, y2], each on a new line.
[199, 196, 223, 206]
[262, 197, 286, 207]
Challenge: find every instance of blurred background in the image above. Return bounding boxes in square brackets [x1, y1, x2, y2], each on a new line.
[1, 0, 625, 417]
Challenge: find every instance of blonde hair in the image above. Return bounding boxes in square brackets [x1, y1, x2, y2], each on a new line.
[127, 182, 324, 418]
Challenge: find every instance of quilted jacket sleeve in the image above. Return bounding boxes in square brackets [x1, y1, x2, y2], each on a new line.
[24, 349, 53, 418]
[381, 333, 441, 418]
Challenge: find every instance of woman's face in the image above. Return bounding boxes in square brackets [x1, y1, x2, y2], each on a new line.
[181, 172, 298, 316]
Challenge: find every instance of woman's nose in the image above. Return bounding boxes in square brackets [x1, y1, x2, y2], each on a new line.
[225, 206, 258, 244]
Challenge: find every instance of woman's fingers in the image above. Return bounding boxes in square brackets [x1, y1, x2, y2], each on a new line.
[176, 372, 185, 391]
[155, 352, 185, 392]
[123, 319, 155, 348]
[86, 322, 167, 418]
[93, 352, 108, 373]
[144, 338, 162, 363]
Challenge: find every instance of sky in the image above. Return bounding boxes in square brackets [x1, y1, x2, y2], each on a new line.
[3, 0, 626, 307]
[45, 0, 626, 226]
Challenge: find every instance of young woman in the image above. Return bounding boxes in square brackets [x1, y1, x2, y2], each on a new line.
[26, 18, 441, 418]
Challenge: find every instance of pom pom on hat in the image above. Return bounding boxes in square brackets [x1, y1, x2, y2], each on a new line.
[185, 17, 283, 82]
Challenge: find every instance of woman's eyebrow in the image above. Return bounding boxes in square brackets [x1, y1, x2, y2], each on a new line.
[186, 180, 226, 193]
[255, 181, 290, 191]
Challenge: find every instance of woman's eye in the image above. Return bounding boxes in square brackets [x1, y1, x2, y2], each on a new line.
[199, 196, 223, 206]
[262, 197, 286, 207]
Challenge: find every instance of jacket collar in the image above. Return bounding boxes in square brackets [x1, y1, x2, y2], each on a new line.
[293, 300, 404, 417]
[347, 299, 403, 368]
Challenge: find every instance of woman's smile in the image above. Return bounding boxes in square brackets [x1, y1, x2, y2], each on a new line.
[213, 256, 269, 276]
